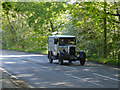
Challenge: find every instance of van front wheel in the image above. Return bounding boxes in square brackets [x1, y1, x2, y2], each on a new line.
[49, 57, 53, 63]
[48, 51, 53, 63]
[58, 54, 63, 65]
[80, 58, 85, 65]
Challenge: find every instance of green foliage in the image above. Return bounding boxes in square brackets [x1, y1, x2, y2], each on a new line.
[2, 2, 67, 53]
[2, 2, 14, 15]
[62, 2, 119, 60]
[18, 2, 66, 32]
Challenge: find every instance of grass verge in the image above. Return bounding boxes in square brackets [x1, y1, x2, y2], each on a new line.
[2, 47, 48, 54]
[25, 49, 48, 54]
[86, 55, 119, 66]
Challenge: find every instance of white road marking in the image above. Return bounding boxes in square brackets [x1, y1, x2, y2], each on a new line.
[62, 66, 76, 70]
[93, 73, 120, 82]
[65, 74, 103, 86]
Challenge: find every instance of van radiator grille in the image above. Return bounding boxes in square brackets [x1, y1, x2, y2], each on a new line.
[70, 47, 75, 56]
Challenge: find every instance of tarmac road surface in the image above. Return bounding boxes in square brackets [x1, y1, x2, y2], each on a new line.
[1, 49, 120, 88]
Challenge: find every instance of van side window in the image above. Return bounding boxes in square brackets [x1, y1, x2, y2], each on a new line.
[54, 39, 58, 44]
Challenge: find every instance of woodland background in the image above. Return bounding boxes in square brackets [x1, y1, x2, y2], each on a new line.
[1, 1, 120, 65]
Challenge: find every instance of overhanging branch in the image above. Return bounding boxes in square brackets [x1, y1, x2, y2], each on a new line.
[106, 12, 120, 17]
[113, 20, 120, 23]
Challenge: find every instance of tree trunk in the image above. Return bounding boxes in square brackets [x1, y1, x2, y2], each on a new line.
[7, 15, 15, 35]
[7, 15, 17, 43]
[103, 0, 107, 58]
[114, 1, 120, 60]
[50, 21, 54, 32]
[116, 4, 120, 60]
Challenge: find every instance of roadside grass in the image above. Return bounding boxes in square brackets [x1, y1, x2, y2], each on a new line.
[2, 47, 48, 54]
[86, 55, 119, 66]
[25, 49, 48, 54]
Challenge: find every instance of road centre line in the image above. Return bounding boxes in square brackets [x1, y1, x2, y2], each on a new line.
[27, 57, 119, 82]
[93, 73, 119, 82]
[65, 74, 103, 86]
[62, 66, 76, 70]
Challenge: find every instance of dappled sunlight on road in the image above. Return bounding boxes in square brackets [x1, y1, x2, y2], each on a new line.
[4, 62, 16, 64]
[17, 74, 34, 77]
[50, 82, 75, 87]
[50, 82, 68, 85]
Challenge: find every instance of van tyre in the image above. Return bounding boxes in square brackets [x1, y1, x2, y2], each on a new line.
[49, 54, 53, 63]
[80, 58, 85, 65]
[58, 54, 63, 65]
[48, 51, 53, 63]
[49, 57, 53, 63]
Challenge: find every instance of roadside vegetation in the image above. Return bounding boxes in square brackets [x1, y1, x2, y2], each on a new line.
[87, 55, 119, 66]
[1, 1, 120, 66]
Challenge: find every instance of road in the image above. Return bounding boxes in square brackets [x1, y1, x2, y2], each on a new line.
[1, 49, 119, 88]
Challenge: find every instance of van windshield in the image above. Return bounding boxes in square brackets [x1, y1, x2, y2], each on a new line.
[59, 38, 76, 46]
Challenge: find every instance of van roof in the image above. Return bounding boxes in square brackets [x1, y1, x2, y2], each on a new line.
[48, 35, 75, 38]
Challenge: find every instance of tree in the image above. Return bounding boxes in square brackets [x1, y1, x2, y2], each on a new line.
[62, 1, 119, 59]
[103, 0, 107, 58]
